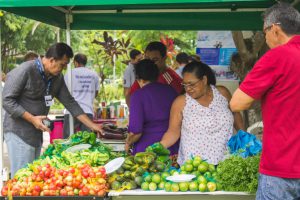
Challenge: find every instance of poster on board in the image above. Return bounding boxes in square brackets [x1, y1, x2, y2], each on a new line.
[196, 31, 238, 80]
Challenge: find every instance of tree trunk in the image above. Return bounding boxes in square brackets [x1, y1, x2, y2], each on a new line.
[230, 31, 267, 129]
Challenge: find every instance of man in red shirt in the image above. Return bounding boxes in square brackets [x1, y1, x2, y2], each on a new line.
[230, 3, 300, 199]
[130, 41, 182, 95]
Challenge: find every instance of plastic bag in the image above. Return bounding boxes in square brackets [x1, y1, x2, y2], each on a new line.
[227, 130, 262, 158]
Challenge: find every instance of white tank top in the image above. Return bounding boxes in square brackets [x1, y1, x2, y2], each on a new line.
[177, 85, 233, 165]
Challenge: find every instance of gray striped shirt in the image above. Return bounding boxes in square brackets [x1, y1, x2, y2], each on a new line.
[2, 59, 84, 147]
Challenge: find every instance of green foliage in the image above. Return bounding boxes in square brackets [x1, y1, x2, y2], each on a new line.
[1, 12, 29, 72]
[25, 23, 57, 54]
[97, 83, 124, 104]
[215, 154, 260, 194]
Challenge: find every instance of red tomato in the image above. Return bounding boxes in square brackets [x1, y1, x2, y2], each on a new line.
[97, 190, 106, 197]
[34, 185, 41, 192]
[43, 189, 50, 196]
[82, 186, 89, 196]
[89, 172, 96, 178]
[89, 189, 96, 195]
[72, 180, 81, 188]
[60, 189, 67, 196]
[82, 170, 89, 178]
[49, 183, 57, 191]
[32, 190, 40, 196]
[94, 185, 100, 192]
[1, 186, 8, 196]
[69, 167, 75, 174]
[44, 169, 51, 178]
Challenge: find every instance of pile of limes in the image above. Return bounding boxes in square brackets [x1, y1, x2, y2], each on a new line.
[141, 156, 221, 192]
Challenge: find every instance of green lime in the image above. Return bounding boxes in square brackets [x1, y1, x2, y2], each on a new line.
[197, 175, 207, 184]
[185, 164, 194, 172]
[208, 164, 216, 172]
[198, 164, 208, 173]
[151, 174, 161, 184]
[164, 182, 172, 192]
[180, 170, 187, 174]
[191, 171, 200, 177]
[204, 172, 212, 179]
[141, 182, 150, 191]
[185, 159, 193, 164]
[189, 181, 199, 191]
[149, 182, 157, 191]
[179, 182, 189, 192]
[171, 183, 180, 192]
[144, 174, 152, 183]
[158, 181, 165, 190]
[111, 181, 121, 190]
[180, 165, 186, 171]
[170, 169, 178, 175]
[207, 182, 217, 192]
[161, 172, 170, 181]
[199, 183, 207, 192]
[192, 159, 201, 168]
[193, 156, 202, 162]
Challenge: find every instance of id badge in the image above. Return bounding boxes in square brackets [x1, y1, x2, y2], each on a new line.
[44, 95, 54, 107]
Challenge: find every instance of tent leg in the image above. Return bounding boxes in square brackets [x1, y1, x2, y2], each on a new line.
[66, 14, 74, 137]
[0, 17, 6, 190]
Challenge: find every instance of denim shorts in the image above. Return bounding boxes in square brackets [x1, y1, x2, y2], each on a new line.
[256, 173, 300, 200]
[4, 132, 41, 178]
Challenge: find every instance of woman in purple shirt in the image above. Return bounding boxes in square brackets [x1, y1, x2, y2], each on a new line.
[126, 59, 179, 155]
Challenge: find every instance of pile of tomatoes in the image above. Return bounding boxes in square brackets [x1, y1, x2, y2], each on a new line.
[1, 163, 108, 197]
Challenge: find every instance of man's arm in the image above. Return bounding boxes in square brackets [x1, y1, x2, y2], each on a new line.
[76, 114, 103, 136]
[56, 77, 103, 135]
[22, 112, 50, 132]
[230, 88, 255, 112]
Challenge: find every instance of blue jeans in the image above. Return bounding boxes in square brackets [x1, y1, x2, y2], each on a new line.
[4, 132, 41, 178]
[256, 173, 300, 200]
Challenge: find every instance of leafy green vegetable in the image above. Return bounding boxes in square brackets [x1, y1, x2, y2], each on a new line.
[215, 154, 260, 194]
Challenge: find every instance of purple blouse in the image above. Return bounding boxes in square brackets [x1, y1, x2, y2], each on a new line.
[129, 82, 179, 155]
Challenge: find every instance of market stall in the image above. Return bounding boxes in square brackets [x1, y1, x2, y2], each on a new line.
[0, 0, 277, 197]
[109, 190, 255, 200]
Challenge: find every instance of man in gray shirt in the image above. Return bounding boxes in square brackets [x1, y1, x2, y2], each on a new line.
[3, 43, 103, 177]
[123, 49, 142, 107]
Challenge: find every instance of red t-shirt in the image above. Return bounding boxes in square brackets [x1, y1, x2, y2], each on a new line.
[130, 67, 183, 95]
[240, 36, 300, 178]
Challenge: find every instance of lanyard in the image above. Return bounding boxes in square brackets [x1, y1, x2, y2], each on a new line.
[35, 58, 52, 95]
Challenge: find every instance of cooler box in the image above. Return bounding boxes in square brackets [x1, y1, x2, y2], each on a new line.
[50, 120, 64, 143]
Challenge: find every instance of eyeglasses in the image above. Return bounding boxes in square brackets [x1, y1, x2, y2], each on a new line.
[263, 23, 281, 35]
[181, 80, 201, 90]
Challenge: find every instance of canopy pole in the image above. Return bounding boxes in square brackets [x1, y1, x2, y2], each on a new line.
[0, 15, 4, 190]
[66, 13, 74, 136]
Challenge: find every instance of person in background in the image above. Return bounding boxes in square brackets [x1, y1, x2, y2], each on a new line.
[63, 53, 100, 138]
[230, 3, 300, 200]
[175, 52, 189, 78]
[130, 41, 183, 95]
[160, 61, 244, 165]
[125, 59, 179, 155]
[3, 43, 103, 177]
[123, 49, 143, 107]
[24, 52, 39, 62]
